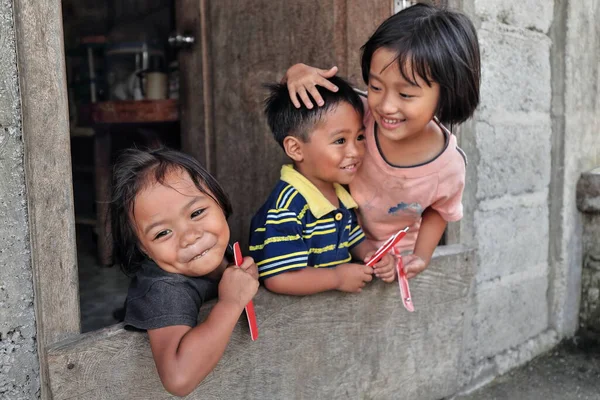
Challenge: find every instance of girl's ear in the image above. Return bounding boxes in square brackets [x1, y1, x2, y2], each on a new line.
[138, 244, 150, 259]
[283, 136, 304, 162]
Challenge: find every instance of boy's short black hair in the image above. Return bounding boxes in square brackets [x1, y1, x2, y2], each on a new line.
[361, 3, 480, 125]
[110, 147, 232, 276]
[264, 76, 364, 148]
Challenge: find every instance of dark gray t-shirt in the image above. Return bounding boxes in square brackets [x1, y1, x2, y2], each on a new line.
[123, 260, 219, 331]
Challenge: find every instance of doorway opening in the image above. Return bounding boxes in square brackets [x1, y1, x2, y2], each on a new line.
[61, 0, 180, 332]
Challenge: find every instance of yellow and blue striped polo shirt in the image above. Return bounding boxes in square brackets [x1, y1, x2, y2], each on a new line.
[249, 165, 365, 280]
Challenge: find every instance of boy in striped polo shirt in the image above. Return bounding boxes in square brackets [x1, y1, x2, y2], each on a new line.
[249, 77, 395, 295]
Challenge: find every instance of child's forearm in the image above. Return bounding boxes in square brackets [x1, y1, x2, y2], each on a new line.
[264, 267, 339, 295]
[413, 208, 447, 265]
[149, 300, 244, 396]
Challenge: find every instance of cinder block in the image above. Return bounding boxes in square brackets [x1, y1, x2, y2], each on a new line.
[577, 168, 600, 213]
[475, 118, 551, 200]
[475, 198, 549, 282]
[478, 23, 551, 118]
[0, 0, 19, 127]
[475, 0, 553, 32]
[0, 130, 37, 397]
[466, 274, 548, 360]
[0, 128, 34, 337]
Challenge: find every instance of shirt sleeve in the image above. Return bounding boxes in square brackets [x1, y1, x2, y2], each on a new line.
[347, 208, 366, 249]
[431, 152, 466, 222]
[249, 208, 309, 281]
[124, 280, 201, 330]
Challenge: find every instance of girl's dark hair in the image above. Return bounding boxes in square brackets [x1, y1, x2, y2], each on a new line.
[361, 3, 480, 125]
[110, 147, 232, 276]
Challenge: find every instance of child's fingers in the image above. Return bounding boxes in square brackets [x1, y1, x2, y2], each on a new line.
[404, 264, 423, 280]
[306, 84, 325, 107]
[240, 257, 260, 280]
[373, 266, 394, 279]
[359, 264, 374, 275]
[317, 66, 339, 80]
[315, 75, 339, 93]
[240, 255, 254, 265]
[362, 251, 375, 265]
[376, 268, 396, 282]
[287, 83, 302, 108]
[405, 271, 418, 280]
[247, 266, 259, 281]
[361, 268, 374, 283]
[239, 256, 255, 270]
[296, 86, 315, 109]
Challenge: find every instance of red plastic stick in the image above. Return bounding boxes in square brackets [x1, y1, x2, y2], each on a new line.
[233, 242, 259, 341]
[366, 227, 410, 267]
[393, 247, 414, 312]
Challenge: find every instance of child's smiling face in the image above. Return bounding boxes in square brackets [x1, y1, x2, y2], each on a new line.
[131, 168, 230, 277]
[367, 47, 440, 143]
[294, 102, 365, 192]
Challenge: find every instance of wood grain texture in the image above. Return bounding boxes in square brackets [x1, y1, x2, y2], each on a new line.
[177, 0, 212, 170]
[345, 0, 392, 88]
[203, 0, 392, 249]
[13, 0, 80, 397]
[48, 245, 474, 400]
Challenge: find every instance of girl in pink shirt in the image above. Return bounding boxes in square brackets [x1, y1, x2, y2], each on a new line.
[283, 3, 480, 281]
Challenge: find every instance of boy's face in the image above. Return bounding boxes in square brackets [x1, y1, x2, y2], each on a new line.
[295, 102, 365, 191]
[131, 168, 230, 277]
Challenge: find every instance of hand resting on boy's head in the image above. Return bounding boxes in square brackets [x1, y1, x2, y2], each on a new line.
[283, 63, 340, 109]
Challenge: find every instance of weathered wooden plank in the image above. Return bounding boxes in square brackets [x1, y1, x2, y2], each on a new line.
[345, 0, 392, 87]
[13, 0, 80, 397]
[48, 245, 474, 400]
[205, 0, 392, 249]
[177, 0, 213, 170]
[209, 0, 337, 249]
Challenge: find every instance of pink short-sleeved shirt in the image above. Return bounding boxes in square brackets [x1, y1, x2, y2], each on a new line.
[349, 104, 467, 254]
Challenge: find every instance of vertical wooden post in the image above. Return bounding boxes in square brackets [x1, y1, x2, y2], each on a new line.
[13, 0, 81, 398]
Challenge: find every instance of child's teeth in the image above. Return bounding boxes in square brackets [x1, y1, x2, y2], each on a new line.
[192, 249, 209, 261]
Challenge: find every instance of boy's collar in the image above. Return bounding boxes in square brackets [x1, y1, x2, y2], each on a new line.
[280, 164, 357, 218]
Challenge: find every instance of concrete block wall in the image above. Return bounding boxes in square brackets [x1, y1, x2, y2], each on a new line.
[548, 0, 600, 335]
[459, 0, 557, 388]
[459, 0, 600, 391]
[0, 0, 40, 398]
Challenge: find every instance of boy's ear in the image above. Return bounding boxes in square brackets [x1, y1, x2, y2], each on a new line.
[283, 136, 304, 162]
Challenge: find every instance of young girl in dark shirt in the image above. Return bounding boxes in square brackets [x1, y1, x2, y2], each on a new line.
[111, 147, 259, 396]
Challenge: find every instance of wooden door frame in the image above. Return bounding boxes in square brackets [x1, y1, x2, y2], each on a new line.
[14, 0, 80, 398]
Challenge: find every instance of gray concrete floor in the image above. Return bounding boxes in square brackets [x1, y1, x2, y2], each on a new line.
[77, 225, 129, 332]
[454, 334, 600, 400]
